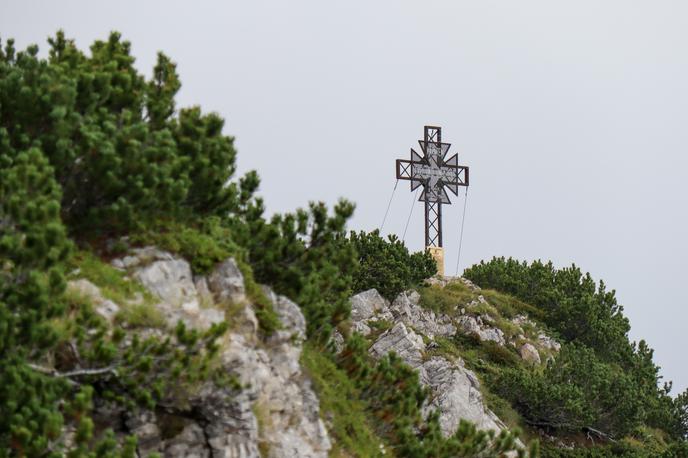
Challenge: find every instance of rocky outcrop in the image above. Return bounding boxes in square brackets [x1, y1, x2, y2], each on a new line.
[369, 322, 426, 367]
[74, 248, 556, 456]
[84, 248, 332, 457]
[350, 288, 512, 438]
[419, 357, 506, 435]
[457, 315, 506, 345]
[347, 282, 560, 446]
[115, 247, 226, 331]
[350, 288, 389, 322]
[204, 293, 329, 458]
[389, 292, 456, 339]
[510, 315, 561, 357]
[519, 342, 541, 365]
[208, 258, 247, 304]
[538, 332, 562, 352]
[67, 278, 120, 323]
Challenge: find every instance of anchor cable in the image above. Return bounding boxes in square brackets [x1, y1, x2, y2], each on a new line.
[454, 187, 469, 276]
[379, 178, 399, 232]
[402, 187, 420, 242]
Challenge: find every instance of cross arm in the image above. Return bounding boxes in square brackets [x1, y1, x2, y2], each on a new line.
[396, 159, 417, 181]
[440, 164, 470, 189]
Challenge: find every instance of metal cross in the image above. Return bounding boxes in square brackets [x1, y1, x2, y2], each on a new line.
[396, 126, 469, 248]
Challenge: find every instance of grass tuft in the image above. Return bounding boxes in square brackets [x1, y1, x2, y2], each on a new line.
[115, 302, 166, 328]
[69, 250, 155, 306]
[419, 281, 475, 315]
[301, 343, 386, 458]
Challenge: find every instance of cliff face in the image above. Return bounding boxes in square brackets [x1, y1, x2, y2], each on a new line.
[343, 288, 508, 436]
[341, 280, 559, 443]
[68, 248, 557, 457]
[70, 248, 331, 458]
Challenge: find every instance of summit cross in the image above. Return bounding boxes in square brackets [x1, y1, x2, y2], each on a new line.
[395, 126, 469, 274]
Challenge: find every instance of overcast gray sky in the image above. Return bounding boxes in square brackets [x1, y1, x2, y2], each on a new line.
[2, 0, 687, 393]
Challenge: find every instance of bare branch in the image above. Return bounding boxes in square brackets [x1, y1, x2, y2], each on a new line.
[28, 363, 118, 381]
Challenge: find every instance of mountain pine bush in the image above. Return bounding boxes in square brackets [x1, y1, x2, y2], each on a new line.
[349, 229, 437, 300]
[0, 32, 255, 236]
[464, 257, 688, 445]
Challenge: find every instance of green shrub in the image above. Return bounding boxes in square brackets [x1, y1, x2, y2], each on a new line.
[236, 200, 357, 344]
[491, 344, 643, 437]
[0, 32, 258, 236]
[349, 230, 437, 301]
[0, 147, 72, 455]
[465, 257, 688, 441]
[464, 257, 630, 361]
[133, 217, 241, 275]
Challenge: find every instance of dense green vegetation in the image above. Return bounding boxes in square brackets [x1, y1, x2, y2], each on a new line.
[0, 31, 268, 455]
[462, 258, 688, 456]
[0, 31, 468, 456]
[1, 30, 684, 457]
[349, 230, 437, 301]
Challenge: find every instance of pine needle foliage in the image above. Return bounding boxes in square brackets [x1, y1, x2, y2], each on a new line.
[349, 229, 436, 301]
[464, 257, 688, 443]
[0, 32, 255, 236]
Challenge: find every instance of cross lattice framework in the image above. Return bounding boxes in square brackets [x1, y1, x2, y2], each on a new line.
[396, 126, 469, 248]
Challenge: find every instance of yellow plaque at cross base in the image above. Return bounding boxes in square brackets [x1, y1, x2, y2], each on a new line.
[427, 246, 445, 277]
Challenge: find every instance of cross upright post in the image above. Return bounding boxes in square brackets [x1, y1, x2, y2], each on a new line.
[395, 126, 469, 275]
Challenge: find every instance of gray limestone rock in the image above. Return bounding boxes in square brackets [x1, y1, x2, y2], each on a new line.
[457, 315, 506, 346]
[67, 279, 120, 323]
[100, 250, 331, 457]
[332, 330, 345, 354]
[478, 327, 506, 346]
[519, 342, 542, 365]
[134, 256, 196, 308]
[209, 258, 247, 304]
[205, 287, 330, 458]
[164, 423, 210, 458]
[268, 290, 307, 342]
[419, 357, 507, 435]
[194, 275, 214, 307]
[152, 290, 330, 457]
[351, 321, 372, 336]
[389, 292, 456, 339]
[512, 314, 533, 328]
[350, 289, 389, 322]
[538, 332, 561, 352]
[113, 246, 175, 270]
[369, 322, 426, 368]
[129, 253, 227, 331]
[460, 277, 481, 292]
[457, 315, 481, 335]
[125, 410, 161, 455]
[368, 322, 516, 443]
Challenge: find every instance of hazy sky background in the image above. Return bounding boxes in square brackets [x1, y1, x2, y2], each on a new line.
[2, 1, 687, 393]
